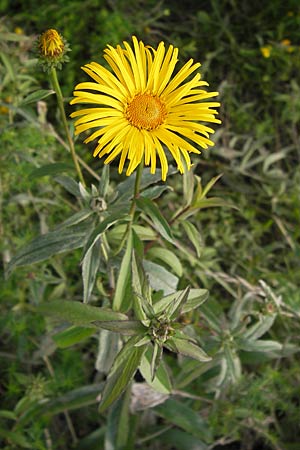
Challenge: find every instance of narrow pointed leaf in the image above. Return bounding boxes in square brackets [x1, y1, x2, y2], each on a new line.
[166, 335, 211, 362]
[140, 345, 172, 394]
[53, 326, 95, 348]
[143, 260, 178, 295]
[154, 398, 212, 442]
[38, 300, 128, 325]
[99, 336, 147, 412]
[136, 196, 174, 244]
[146, 246, 183, 277]
[82, 235, 102, 303]
[113, 228, 133, 312]
[92, 320, 147, 335]
[153, 288, 209, 316]
[6, 224, 90, 276]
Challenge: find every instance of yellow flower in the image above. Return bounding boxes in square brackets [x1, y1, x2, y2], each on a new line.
[281, 39, 291, 46]
[260, 46, 272, 58]
[70, 36, 220, 180]
[14, 27, 24, 35]
[39, 29, 64, 57]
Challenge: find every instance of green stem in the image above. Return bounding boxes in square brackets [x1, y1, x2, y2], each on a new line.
[50, 67, 86, 186]
[129, 160, 144, 218]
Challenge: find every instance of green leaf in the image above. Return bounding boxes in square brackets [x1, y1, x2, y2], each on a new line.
[54, 209, 94, 231]
[153, 288, 209, 316]
[30, 162, 74, 178]
[159, 428, 208, 450]
[131, 252, 151, 323]
[38, 300, 128, 325]
[53, 326, 96, 348]
[154, 398, 212, 442]
[166, 334, 211, 362]
[99, 336, 147, 412]
[242, 314, 276, 341]
[139, 345, 172, 394]
[83, 212, 130, 259]
[191, 197, 238, 211]
[54, 175, 81, 197]
[146, 246, 183, 277]
[93, 320, 147, 335]
[180, 220, 202, 258]
[105, 388, 131, 450]
[21, 89, 55, 105]
[18, 384, 104, 426]
[82, 235, 102, 303]
[113, 227, 133, 312]
[95, 329, 122, 374]
[6, 224, 90, 276]
[222, 343, 242, 384]
[143, 260, 178, 295]
[163, 286, 190, 320]
[199, 173, 223, 199]
[239, 339, 282, 353]
[136, 196, 174, 244]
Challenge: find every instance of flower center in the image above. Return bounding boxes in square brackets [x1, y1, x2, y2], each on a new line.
[126, 93, 166, 130]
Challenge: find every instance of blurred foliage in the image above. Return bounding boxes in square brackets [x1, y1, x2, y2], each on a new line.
[1, 1, 300, 449]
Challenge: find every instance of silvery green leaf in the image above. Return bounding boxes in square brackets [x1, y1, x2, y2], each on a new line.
[238, 339, 282, 353]
[38, 300, 128, 325]
[166, 335, 211, 362]
[143, 260, 178, 295]
[52, 326, 95, 348]
[139, 345, 172, 394]
[242, 314, 276, 341]
[95, 329, 122, 374]
[98, 336, 147, 412]
[146, 246, 183, 277]
[112, 228, 133, 312]
[154, 288, 208, 316]
[82, 235, 102, 303]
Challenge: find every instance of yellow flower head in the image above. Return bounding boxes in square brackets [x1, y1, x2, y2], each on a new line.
[37, 29, 70, 71]
[70, 36, 221, 181]
[39, 29, 64, 57]
[260, 46, 272, 58]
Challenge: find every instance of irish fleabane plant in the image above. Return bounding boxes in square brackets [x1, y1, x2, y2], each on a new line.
[9, 32, 285, 424]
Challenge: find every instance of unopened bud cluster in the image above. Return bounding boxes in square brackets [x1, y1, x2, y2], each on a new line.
[36, 29, 70, 71]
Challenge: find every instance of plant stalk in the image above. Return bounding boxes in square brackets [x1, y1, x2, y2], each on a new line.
[50, 67, 86, 186]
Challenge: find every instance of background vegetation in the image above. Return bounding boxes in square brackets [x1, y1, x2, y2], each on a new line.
[1, 0, 300, 449]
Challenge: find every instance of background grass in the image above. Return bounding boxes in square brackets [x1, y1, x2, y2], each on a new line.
[1, 1, 300, 449]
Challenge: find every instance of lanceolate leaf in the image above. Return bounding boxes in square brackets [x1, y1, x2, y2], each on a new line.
[166, 334, 211, 362]
[146, 246, 183, 277]
[53, 326, 96, 348]
[92, 320, 147, 335]
[153, 288, 209, 316]
[30, 162, 74, 178]
[136, 196, 174, 244]
[143, 260, 178, 295]
[83, 212, 130, 260]
[112, 228, 133, 312]
[38, 300, 128, 325]
[139, 345, 172, 394]
[82, 234, 102, 303]
[99, 336, 148, 412]
[6, 223, 90, 276]
[154, 398, 212, 442]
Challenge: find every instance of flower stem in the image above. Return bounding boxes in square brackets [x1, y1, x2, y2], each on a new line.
[50, 67, 86, 186]
[129, 161, 144, 218]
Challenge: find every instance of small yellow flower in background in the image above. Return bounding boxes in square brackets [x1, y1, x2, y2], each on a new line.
[14, 27, 24, 35]
[260, 46, 272, 58]
[280, 39, 295, 53]
[37, 29, 70, 71]
[71, 36, 220, 181]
